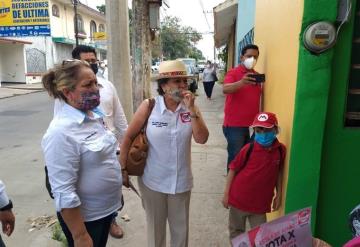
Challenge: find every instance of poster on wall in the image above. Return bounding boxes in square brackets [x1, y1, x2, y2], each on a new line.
[232, 207, 313, 247]
[0, 0, 50, 37]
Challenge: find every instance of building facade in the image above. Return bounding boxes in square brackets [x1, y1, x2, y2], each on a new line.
[0, 0, 106, 84]
[215, 0, 359, 245]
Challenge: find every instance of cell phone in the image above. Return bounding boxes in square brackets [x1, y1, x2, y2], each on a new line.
[249, 73, 266, 83]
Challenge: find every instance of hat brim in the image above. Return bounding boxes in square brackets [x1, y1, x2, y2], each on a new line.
[154, 74, 196, 80]
[250, 123, 275, 128]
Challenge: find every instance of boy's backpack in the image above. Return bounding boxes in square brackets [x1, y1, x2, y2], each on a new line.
[236, 141, 284, 174]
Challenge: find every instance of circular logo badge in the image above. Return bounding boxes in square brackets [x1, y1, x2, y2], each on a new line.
[257, 113, 269, 122]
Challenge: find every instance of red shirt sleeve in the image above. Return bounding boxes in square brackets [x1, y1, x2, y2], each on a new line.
[229, 144, 250, 171]
[223, 68, 239, 84]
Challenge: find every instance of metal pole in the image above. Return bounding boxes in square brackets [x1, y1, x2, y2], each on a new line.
[73, 0, 79, 46]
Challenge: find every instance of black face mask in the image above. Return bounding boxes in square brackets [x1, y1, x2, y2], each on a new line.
[90, 63, 98, 75]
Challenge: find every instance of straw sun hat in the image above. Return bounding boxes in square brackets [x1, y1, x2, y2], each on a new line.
[155, 60, 194, 79]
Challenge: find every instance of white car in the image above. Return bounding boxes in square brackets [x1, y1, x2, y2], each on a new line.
[151, 62, 160, 73]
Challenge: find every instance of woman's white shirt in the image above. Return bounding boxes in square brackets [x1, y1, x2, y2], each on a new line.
[142, 96, 193, 194]
[42, 103, 122, 222]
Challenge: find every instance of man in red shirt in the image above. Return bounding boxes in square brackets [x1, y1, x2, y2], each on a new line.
[222, 44, 262, 171]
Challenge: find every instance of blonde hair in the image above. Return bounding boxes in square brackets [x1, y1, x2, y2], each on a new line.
[42, 60, 90, 101]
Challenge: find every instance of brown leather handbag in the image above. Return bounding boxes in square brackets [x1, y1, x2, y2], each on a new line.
[126, 98, 155, 176]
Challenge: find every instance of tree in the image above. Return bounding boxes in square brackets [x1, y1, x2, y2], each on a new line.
[96, 4, 105, 14]
[158, 16, 204, 60]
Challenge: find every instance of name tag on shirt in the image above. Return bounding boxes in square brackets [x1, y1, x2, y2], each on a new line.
[151, 121, 169, 127]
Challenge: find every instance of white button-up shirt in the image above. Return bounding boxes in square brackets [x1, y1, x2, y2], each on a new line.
[54, 76, 128, 144]
[0, 180, 9, 208]
[142, 96, 193, 194]
[42, 103, 122, 221]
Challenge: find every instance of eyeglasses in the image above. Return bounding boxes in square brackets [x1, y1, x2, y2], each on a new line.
[62, 59, 83, 66]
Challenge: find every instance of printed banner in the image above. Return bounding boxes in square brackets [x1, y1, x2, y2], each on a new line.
[232, 208, 313, 247]
[0, 0, 50, 37]
[93, 32, 106, 40]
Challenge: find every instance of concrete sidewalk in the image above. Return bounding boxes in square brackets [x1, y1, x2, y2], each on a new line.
[0, 83, 44, 99]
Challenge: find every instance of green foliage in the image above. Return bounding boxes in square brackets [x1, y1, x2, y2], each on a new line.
[217, 45, 228, 72]
[96, 4, 105, 14]
[216, 70, 225, 84]
[159, 16, 204, 60]
[52, 222, 68, 247]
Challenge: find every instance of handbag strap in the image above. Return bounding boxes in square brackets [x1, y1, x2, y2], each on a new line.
[142, 98, 155, 133]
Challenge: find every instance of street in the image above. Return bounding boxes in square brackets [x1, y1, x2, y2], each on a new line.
[0, 82, 231, 246]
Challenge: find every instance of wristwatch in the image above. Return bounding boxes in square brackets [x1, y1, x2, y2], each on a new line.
[0, 200, 13, 211]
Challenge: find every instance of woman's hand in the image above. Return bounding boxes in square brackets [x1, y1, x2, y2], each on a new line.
[0, 210, 15, 236]
[74, 231, 93, 247]
[182, 90, 195, 109]
[122, 169, 130, 188]
[222, 193, 229, 209]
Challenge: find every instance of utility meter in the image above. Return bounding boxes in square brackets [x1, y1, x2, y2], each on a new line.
[303, 22, 337, 54]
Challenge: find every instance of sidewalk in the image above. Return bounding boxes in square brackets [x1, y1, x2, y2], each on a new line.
[105, 82, 230, 247]
[0, 83, 44, 99]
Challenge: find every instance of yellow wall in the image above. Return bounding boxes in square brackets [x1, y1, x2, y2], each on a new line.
[253, 0, 303, 219]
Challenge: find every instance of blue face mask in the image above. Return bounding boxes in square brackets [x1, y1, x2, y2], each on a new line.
[254, 131, 277, 147]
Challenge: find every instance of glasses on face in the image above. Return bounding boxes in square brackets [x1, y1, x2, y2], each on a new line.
[84, 59, 98, 65]
[62, 59, 83, 66]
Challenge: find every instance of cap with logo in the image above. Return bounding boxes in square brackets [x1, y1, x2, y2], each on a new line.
[250, 112, 278, 128]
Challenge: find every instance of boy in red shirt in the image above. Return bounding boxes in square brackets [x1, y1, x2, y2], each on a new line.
[222, 112, 286, 240]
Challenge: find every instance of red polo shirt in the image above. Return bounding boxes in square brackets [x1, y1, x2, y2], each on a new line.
[223, 65, 262, 127]
[228, 140, 286, 214]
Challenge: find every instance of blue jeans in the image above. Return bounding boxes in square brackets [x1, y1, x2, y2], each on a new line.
[223, 126, 250, 170]
[57, 212, 113, 247]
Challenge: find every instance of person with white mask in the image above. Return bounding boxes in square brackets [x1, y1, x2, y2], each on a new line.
[222, 44, 262, 172]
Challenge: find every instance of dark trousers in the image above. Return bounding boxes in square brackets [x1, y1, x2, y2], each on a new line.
[0, 234, 5, 247]
[57, 212, 113, 247]
[203, 81, 215, 98]
[222, 126, 250, 170]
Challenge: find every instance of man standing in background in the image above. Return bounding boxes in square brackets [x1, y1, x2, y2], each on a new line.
[222, 44, 262, 171]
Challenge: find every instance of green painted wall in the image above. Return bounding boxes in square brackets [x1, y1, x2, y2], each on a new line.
[286, 0, 359, 245]
[316, 1, 359, 246]
[285, 0, 337, 228]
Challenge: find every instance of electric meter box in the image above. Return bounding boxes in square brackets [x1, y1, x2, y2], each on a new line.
[303, 21, 337, 53]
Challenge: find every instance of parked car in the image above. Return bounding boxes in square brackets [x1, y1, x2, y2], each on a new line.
[151, 61, 160, 73]
[176, 58, 199, 75]
[197, 60, 206, 73]
[185, 65, 198, 93]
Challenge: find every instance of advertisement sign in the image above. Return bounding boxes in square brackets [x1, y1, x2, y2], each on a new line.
[0, 0, 50, 37]
[232, 208, 313, 247]
[93, 32, 106, 40]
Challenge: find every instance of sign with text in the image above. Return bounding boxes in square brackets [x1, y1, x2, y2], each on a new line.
[0, 0, 50, 37]
[93, 32, 106, 40]
[232, 208, 312, 247]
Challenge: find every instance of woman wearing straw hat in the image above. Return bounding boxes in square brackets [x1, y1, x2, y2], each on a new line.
[120, 60, 209, 247]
